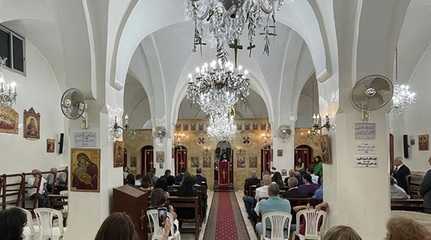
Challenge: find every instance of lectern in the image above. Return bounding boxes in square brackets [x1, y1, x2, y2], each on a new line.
[113, 185, 150, 240]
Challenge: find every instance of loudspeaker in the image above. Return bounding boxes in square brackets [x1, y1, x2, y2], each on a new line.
[58, 133, 64, 154]
[403, 135, 409, 159]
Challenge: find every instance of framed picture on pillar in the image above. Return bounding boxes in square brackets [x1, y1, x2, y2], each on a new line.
[47, 139, 56, 153]
[70, 148, 100, 192]
[156, 151, 165, 163]
[191, 156, 200, 168]
[23, 107, 40, 139]
[419, 134, 429, 151]
[249, 156, 258, 168]
[0, 106, 18, 134]
[113, 141, 125, 168]
[320, 135, 332, 164]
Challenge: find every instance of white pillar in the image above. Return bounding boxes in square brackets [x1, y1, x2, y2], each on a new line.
[324, 108, 390, 239]
[272, 134, 295, 172]
[64, 107, 123, 240]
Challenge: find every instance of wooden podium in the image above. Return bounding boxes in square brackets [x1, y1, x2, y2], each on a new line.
[113, 185, 150, 240]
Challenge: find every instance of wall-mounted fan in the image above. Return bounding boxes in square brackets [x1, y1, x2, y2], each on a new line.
[60, 88, 88, 129]
[351, 75, 393, 121]
[278, 125, 291, 140]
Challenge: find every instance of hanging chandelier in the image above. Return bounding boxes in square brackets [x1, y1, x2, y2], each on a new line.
[186, 59, 250, 116]
[186, 0, 286, 56]
[392, 48, 416, 114]
[207, 111, 237, 141]
[0, 58, 17, 107]
[392, 84, 416, 113]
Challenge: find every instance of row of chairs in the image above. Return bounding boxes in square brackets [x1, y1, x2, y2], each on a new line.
[21, 207, 65, 240]
[0, 169, 68, 210]
[261, 208, 327, 240]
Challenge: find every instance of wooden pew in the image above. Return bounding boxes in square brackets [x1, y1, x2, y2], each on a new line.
[168, 196, 201, 240]
[391, 199, 424, 212]
[1, 173, 25, 210]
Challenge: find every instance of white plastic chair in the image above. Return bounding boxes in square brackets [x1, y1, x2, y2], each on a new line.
[20, 208, 36, 240]
[34, 208, 65, 240]
[146, 209, 180, 240]
[261, 211, 292, 240]
[295, 209, 327, 240]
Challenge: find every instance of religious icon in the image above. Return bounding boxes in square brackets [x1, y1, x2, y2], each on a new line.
[419, 134, 429, 151]
[113, 141, 124, 168]
[0, 106, 18, 134]
[203, 150, 211, 168]
[176, 124, 181, 131]
[249, 156, 257, 168]
[183, 124, 189, 131]
[130, 156, 137, 167]
[260, 123, 267, 131]
[191, 156, 200, 168]
[245, 123, 251, 131]
[198, 123, 204, 131]
[191, 123, 196, 131]
[320, 135, 332, 164]
[252, 123, 258, 130]
[237, 123, 243, 131]
[23, 108, 40, 139]
[47, 139, 55, 153]
[277, 149, 283, 157]
[156, 151, 165, 163]
[236, 150, 246, 168]
[71, 148, 100, 192]
[242, 136, 251, 145]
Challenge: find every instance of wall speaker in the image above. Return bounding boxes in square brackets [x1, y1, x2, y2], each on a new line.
[58, 133, 64, 154]
[403, 134, 409, 159]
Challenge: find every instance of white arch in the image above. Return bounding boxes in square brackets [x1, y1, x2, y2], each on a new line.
[111, 0, 331, 90]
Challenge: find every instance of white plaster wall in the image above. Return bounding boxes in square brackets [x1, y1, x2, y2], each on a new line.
[0, 41, 66, 174]
[391, 43, 431, 171]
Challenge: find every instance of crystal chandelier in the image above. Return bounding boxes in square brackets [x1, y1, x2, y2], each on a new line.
[207, 111, 237, 141]
[186, 0, 286, 56]
[392, 84, 416, 113]
[392, 48, 416, 114]
[0, 58, 17, 107]
[186, 59, 249, 116]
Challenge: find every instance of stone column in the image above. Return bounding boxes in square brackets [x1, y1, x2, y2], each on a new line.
[271, 122, 295, 172]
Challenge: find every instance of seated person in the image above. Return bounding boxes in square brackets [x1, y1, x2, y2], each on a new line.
[46, 168, 58, 193]
[141, 175, 152, 190]
[95, 212, 138, 240]
[148, 168, 158, 186]
[272, 171, 285, 189]
[284, 169, 296, 186]
[390, 177, 409, 200]
[177, 172, 196, 197]
[312, 177, 323, 201]
[312, 156, 323, 177]
[195, 168, 207, 186]
[174, 169, 185, 185]
[125, 174, 135, 186]
[135, 174, 142, 186]
[283, 177, 305, 198]
[323, 225, 362, 240]
[157, 170, 175, 191]
[256, 174, 272, 201]
[298, 173, 319, 197]
[244, 170, 260, 196]
[26, 169, 48, 207]
[255, 183, 291, 237]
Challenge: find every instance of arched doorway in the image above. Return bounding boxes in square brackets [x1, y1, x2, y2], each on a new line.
[295, 145, 313, 172]
[141, 145, 154, 176]
[261, 145, 272, 177]
[174, 145, 187, 175]
[214, 141, 233, 189]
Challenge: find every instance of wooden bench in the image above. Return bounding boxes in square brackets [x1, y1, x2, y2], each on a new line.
[168, 195, 201, 240]
[1, 173, 25, 210]
[391, 199, 424, 212]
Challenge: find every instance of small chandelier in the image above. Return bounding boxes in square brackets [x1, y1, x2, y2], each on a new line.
[392, 48, 416, 114]
[0, 58, 17, 107]
[186, 0, 286, 56]
[207, 111, 237, 141]
[186, 59, 249, 116]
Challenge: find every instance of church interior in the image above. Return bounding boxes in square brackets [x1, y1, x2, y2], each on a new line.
[1, 0, 431, 240]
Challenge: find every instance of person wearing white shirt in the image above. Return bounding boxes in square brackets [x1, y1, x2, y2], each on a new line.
[255, 174, 272, 202]
[390, 177, 409, 200]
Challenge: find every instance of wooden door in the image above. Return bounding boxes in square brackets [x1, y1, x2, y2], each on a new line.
[261, 145, 272, 177]
[174, 146, 187, 175]
[141, 146, 153, 176]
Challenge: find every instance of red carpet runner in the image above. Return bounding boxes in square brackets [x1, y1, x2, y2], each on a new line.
[215, 192, 238, 239]
[204, 192, 250, 240]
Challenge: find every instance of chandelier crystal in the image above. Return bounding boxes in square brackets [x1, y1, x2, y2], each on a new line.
[186, 0, 286, 56]
[207, 112, 237, 141]
[392, 84, 416, 113]
[186, 59, 249, 116]
[0, 58, 17, 107]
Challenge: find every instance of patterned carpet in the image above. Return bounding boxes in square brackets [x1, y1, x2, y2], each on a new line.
[204, 192, 250, 240]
